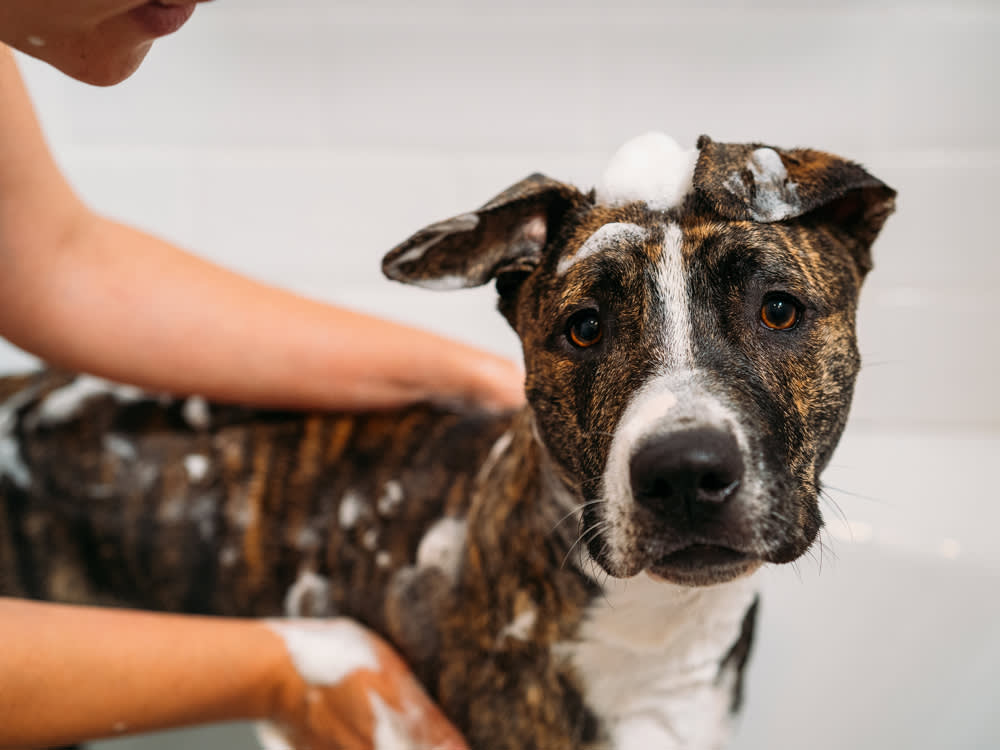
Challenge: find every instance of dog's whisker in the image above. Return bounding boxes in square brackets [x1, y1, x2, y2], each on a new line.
[857, 358, 905, 369]
[549, 499, 606, 534]
[815, 531, 839, 564]
[560, 519, 613, 571]
[822, 483, 887, 505]
[789, 559, 804, 582]
[818, 488, 850, 528]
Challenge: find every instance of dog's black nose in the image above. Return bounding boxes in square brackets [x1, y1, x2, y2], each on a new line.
[629, 428, 744, 515]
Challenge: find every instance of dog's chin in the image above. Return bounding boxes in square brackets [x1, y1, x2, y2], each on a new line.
[646, 545, 763, 586]
[586, 537, 763, 587]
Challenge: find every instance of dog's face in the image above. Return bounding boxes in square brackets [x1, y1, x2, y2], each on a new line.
[384, 134, 895, 586]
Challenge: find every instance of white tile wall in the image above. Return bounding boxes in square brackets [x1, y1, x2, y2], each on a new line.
[5, 1, 998, 748]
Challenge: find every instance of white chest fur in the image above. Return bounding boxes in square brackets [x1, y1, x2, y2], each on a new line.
[555, 573, 758, 750]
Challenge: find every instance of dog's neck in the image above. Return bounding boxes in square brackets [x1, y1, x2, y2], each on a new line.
[468, 407, 581, 540]
[557, 572, 758, 750]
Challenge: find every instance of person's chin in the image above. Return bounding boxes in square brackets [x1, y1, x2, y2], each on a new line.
[51, 41, 153, 86]
[44, 35, 154, 87]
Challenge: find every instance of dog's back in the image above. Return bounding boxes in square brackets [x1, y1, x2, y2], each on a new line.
[0, 370, 507, 626]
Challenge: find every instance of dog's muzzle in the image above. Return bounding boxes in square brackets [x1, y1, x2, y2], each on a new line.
[626, 426, 760, 583]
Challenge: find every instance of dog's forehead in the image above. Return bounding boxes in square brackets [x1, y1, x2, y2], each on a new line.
[552, 202, 833, 296]
[556, 204, 662, 272]
[552, 202, 711, 278]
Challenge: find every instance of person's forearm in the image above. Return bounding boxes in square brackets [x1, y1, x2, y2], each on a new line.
[0, 212, 519, 410]
[0, 45, 522, 412]
[0, 599, 288, 748]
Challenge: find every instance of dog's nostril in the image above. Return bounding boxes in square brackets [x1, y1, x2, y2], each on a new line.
[698, 470, 740, 501]
[629, 428, 744, 514]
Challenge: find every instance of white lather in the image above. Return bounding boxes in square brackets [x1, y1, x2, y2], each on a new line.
[596, 132, 698, 212]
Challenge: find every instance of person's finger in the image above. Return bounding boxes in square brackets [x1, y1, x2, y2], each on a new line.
[465, 353, 525, 411]
[365, 639, 469, 750]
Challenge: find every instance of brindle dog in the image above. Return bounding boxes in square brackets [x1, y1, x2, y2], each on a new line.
[0, 134, 894, 750]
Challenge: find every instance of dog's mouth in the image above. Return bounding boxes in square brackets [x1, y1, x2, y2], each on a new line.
[647, 543, 759, 584]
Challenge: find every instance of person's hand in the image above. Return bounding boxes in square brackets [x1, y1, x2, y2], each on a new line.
[448, 348, 525, 413]
[264, 619, 468, 750]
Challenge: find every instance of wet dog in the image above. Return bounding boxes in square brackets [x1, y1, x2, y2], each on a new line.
[0, 133, 894, 749]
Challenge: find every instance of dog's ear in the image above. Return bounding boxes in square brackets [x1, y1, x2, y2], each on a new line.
[383, 174, 586, 290]
[693, 135, 896, 272]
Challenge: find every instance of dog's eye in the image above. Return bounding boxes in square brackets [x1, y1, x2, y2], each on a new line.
[760, 294, 801, 331]
[567, 310, 603, 348]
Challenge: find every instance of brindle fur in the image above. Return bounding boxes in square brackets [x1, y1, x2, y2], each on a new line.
[0, 375, 602, 748]
[0, 136, 894, 750]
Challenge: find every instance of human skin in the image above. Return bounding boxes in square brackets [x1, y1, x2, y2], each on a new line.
[0, 600, 467, 750]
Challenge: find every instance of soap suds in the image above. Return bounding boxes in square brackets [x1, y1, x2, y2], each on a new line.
[596, 132, 698, 211]
[266, 619, 378, 686]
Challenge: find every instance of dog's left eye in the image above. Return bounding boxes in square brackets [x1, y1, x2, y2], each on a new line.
[567, 310, 603, 348]
[760, 293, 801, 331]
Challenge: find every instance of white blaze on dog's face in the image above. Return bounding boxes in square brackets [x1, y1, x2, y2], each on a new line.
[383, 133, 896, 587]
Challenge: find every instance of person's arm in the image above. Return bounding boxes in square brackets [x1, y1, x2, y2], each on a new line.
[0, 599, 467, 750]
[0, 45, 523, 412]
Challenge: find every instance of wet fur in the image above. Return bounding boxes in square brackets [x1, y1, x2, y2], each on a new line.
[0, 376, 605, 747]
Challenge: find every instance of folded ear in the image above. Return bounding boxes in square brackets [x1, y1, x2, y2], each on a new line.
[693, 135, 896, 271]
[382, 174, 586, 290]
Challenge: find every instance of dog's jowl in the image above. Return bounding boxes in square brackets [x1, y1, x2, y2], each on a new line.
[0, 133, 894, 749]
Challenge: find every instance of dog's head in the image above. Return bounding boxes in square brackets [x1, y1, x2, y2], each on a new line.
[383, 133, 895, 586]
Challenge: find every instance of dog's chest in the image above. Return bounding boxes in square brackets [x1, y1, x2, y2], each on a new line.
[555, 572, 758, 750]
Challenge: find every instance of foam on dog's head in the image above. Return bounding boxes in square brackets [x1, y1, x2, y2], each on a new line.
[596, 132, 698, 211]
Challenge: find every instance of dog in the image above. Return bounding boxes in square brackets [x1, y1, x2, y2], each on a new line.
[0, 132, 894, 749]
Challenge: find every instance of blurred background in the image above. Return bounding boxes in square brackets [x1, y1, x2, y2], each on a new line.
[6, 0, 998, 748]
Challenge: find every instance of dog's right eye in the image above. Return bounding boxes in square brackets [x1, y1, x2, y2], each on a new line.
[760, 293, 801, 331]
[567, 310, 603, 348]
